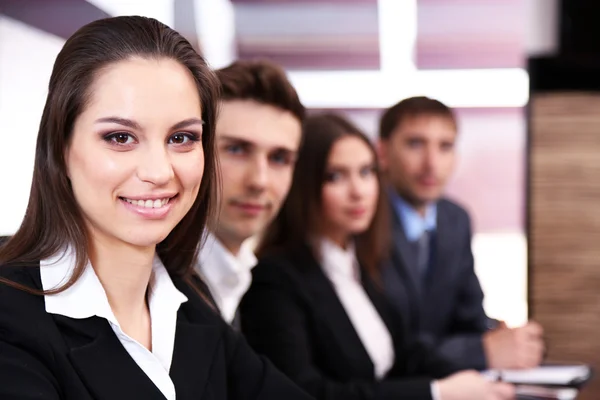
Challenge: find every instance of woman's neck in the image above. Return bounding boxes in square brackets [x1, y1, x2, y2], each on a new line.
[88, 233, 154, 347]
[321, 231, 351, 251]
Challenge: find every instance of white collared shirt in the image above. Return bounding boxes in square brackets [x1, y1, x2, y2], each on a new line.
[319, 239, 441, 399]
[196, 232, 257, 324]
[318, 238, 395, 379]
[40, 249, 187, 400]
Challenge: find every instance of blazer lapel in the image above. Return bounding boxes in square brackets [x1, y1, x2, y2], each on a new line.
[295, 246, 375, 378]
[54, 276, 223, 400]
[170, 277, 224, 400]
[422, 203, 457, 318]
[55, 315, 167, 400]
[361, 272, 423, 375]
[362, 273, 404, 342]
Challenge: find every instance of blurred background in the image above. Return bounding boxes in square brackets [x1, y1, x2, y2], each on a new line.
[0, 0, 560, 327]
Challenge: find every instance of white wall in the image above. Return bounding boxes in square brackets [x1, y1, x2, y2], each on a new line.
[0, 16, 65, 235]
[85, 0, 174, 27]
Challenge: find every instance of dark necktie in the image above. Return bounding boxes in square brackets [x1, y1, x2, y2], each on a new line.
[416, 230, 431, 278]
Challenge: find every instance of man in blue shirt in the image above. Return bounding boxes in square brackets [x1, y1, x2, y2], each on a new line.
[377, 96, 544, 370]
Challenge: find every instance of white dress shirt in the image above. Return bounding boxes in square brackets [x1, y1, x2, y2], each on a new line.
[319, 239, 441, 399]
[196, 232, 258, 324]
[318, 238, 395, 379]
[40, 249, 187, 400]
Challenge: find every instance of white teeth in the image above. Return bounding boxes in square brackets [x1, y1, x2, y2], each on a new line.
[124, 197, 171, 209]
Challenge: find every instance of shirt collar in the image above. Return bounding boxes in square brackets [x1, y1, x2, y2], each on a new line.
[388, 188, 437, 242]
[196, 231, 258, 288]
[318, 237, 359, 281]
[40, 247, 188, 324]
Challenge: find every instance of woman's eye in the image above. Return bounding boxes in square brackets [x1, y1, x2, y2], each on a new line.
[325, 171, 342, 182]
[105, 132, 135, 145]
[360, 166, 375, 177]
[169, 132, 199, 145]
[170, 134, 188, 144]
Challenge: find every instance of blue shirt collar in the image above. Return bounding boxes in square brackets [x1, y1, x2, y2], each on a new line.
[388, 188, 437, 242]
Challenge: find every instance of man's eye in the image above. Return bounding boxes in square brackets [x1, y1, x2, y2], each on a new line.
[270, 152, 292, 166]
[226, 144, 244, 154]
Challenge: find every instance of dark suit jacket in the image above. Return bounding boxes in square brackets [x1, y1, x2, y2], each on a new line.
[0, 262, 313, 400]
[381, 197, 490, 370]
[239, 244, 460, 400]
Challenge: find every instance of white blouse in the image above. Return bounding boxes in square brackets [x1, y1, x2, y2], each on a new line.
[40, 249, 187, 400]
[318, 238, 395, 379]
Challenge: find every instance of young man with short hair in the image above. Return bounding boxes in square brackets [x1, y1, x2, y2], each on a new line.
[195, 60, 304, 328]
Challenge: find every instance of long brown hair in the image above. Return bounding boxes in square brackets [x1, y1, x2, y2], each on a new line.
[0, 16, 220, 295]
[258, 113, 389, 278]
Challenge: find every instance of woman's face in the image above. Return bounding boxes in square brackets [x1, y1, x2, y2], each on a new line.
[320, 136, 379, 244]
[66, 57, 205, 249]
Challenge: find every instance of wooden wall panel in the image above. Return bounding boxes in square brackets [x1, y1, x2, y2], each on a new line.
[529, 93, 600, 399]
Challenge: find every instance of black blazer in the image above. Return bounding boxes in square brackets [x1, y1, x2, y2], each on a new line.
[381, 198, 490, 370]
[239, 244, 459, 400]
[0, 262, 314, 400]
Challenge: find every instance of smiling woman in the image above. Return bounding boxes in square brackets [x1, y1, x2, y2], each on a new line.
[65, 56, 206, 250]
[0, 16, 312, 400]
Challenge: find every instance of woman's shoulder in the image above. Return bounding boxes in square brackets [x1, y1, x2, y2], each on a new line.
[250, 244, 320, 293]
[0, 259, 44, 296]
[258, 243, 314, 269]
[172, 274, 233, 327]
[254, 250, 299, 281]
[0, 261, 44, 305]
[0, 262, 53, 342]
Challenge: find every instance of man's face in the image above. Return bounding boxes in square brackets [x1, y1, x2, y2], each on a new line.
[214, 100, 302, 252]
[379, 115, 457, 206]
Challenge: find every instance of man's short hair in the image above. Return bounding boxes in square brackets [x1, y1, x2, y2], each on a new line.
[379, 96, 457, 140]
[216, 59, 305, 122]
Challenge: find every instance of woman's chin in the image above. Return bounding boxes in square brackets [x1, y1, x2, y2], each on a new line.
[121, 230, 172, 249]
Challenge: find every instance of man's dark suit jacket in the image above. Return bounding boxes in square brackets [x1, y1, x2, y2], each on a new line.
[0, 261, 313, 400]
[240, 244, 460, 400]
[381, 197, 490, 370]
